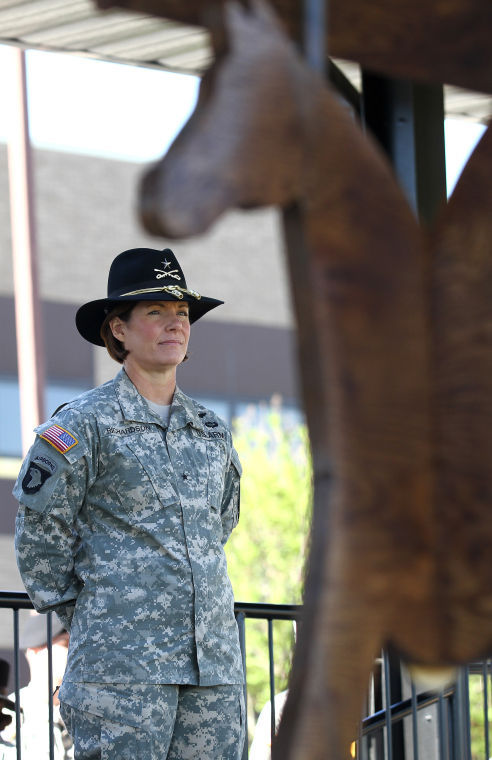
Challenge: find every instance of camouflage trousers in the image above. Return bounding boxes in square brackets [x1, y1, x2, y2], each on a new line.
[59, 683, 245, 760]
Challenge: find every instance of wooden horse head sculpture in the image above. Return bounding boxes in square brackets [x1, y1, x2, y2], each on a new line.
[138, 1, 492, 757]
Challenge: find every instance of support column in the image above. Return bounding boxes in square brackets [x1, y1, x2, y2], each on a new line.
[8, 46, 45, 454]
[361, 72, 447, 225]
[361, 71, 448, 760]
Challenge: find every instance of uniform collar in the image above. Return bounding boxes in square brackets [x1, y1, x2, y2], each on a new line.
[114, 368, 204, 432]
[168, 387, 206, 432]
[114, 369, 156, 425]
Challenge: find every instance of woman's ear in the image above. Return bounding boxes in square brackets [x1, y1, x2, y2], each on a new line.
[110, 317, 125, 342]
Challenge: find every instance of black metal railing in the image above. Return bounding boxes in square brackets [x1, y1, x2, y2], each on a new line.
[235, 602, 301, 759]
[358, 653, 491, 760]
[1, 592, 491, 759]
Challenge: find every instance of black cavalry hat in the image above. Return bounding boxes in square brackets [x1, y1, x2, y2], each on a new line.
[76, 247, 223, 346]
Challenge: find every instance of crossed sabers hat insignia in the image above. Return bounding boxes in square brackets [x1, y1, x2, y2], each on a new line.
[154, 258, 181, 281]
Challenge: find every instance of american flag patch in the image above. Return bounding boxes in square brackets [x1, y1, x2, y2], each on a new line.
[40, 425, 78, 454]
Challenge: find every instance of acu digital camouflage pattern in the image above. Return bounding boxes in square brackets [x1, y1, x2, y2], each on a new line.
[59, 682, 245, 759]
[14, 369, 243, 688]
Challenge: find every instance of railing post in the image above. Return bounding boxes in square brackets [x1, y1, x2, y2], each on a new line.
[463, 667, 472, 760]
[47, 612, 55, 760]
[437, 691, 448, 760]
[483, 661, 490, 760]
[451, 668, 469, 760]
[13, 607, 22, 760]
[410, 681, 419, 760]
[237, 611, 248, 760]
[267, 618, 276, 745]
[383, 651, 394, 760]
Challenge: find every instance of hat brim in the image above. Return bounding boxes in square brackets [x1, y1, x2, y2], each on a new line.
[76, 293, 223, 347]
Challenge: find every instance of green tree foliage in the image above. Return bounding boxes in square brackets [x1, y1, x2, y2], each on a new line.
[468, 672, 492, 760]
[225, 404, 313, 734]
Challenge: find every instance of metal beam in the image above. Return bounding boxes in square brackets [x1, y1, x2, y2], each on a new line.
[361, 72, 447, 225]
[303, 0, 327, 74]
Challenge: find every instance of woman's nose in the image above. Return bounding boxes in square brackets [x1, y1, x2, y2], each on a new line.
[166, 313, 181, 329]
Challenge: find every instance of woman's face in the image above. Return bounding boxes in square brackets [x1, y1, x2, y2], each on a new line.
[111, 300, 190, 374]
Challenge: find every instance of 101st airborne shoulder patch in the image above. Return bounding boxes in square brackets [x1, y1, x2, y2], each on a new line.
[22, 462, 52, 494]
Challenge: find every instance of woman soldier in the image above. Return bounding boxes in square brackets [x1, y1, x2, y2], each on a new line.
[14, 247, 245, 759]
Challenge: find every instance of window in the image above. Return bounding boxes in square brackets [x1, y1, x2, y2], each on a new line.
[1, 380, 303, 457]
[0, 378, 90, 457]
[194, 395, 303, 430]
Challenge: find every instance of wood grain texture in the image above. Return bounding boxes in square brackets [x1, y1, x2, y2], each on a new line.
[132, 2, 492, 756]
[94, 0, 492, 757]
[430, 125, 492, 663]
[133, 2, 492, 757]
[95, 0, 492, 92]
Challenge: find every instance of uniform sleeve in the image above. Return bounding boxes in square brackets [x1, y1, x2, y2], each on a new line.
[220, 443, 242, 545]
[13, 412, 96, 629]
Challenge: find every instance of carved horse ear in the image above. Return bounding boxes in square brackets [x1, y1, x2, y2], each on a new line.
[221, 0, 288, 55]
[205, 0, 270, 57]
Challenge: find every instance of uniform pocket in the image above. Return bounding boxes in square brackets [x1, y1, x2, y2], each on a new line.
[101, 438, 178, 524]
[125, 440, 179, 509]
[59, 683, 143, 728]
[60, 699, 144, 760]
[101, 719, 141, 760]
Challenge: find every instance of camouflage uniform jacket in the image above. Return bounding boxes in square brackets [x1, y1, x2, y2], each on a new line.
[14, 369, 243, 687]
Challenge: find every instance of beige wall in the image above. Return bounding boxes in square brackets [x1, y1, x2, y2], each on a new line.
[0, 144, 294, 330]
[1, 141, 301, 433]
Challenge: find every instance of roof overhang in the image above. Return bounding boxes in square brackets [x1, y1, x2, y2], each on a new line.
[0, 0, 490, 123]
[0, 0, 213, 74]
